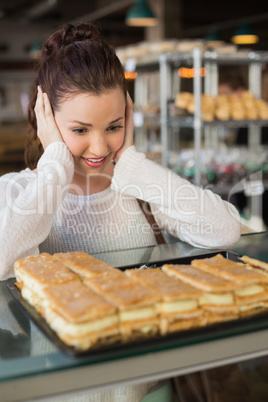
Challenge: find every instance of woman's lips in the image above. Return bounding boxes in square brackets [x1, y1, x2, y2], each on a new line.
[82, 156, 107, 168]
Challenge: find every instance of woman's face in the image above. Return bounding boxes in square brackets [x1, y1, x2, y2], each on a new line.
[54, 87, 126, 191]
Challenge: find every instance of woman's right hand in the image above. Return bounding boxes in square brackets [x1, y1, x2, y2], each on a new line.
[34, 86, 63, 149]
[113, 92, 134, 163]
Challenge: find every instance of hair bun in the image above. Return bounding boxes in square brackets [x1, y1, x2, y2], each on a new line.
[63, 23, 101, 44]
[42, 23, 102, 58]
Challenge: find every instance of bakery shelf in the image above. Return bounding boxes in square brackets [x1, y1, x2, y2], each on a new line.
[131, 46, 268, 225]
[168, 117, 268, 129]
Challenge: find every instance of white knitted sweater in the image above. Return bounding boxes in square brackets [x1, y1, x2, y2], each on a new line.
[0, 142, 241, 280]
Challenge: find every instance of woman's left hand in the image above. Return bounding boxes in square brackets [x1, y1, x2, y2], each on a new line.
[113, 92, 134, 163]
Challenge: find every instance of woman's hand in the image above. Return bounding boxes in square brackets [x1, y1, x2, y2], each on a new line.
[34, 86, 63, 149]
[113, 92, 134, 163]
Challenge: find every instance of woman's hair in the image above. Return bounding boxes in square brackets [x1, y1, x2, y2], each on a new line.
[25, 22, 126, 168]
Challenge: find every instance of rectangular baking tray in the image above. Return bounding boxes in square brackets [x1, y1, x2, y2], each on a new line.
[7, 251, 268, 360]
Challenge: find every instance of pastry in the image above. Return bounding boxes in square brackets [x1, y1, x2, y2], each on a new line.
[14, 253, 78, 310]
[162, 263, 239, 323]
[175, 92, 193, 110]
[240, 255, 268, 273]
[192, 254, 268, 316]
[215, 106, 230, 120]
[53, 251, 117, 278]
[125, 267, 205, 334]
[42, 281, 119, 350]
[191, 254, 268, 285]
[83, 273, 160, 341]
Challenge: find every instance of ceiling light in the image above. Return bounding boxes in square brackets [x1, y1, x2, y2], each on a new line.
[205, 26, 225, 47]
[125, 0, 158, 27]
[231, 22, 259, 45]
[205, 27, 223, 41]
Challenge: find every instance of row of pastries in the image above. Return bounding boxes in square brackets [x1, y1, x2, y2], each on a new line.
[174, 91, 268, 121]
[14, 251, 268, 351]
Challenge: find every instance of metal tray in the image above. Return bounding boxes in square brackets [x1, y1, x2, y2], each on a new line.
[7, 251, 268, 360]
[116, 249, 242, 271]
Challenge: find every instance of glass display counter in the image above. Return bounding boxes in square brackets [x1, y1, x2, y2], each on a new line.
[1, 232, 268, 401]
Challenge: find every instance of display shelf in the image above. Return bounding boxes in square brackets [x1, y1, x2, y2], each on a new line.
[132, 49, 268, 168]
[158, 49, 268, 174]
[168, 117, 268, 129]
[164, 51, 268, 66]
[131, 47, 268, 225]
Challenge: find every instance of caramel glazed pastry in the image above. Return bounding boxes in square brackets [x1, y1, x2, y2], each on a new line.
[54, 251, 160, 341]
[162, 262, 239, 324]
[14, 253, 120, 350]
[125, 267, 205, 334]
[83, 270, 160, 342]
[240, 255, 268, 275]
[14, 253, 79, 311]
[191, 254, 268, 316]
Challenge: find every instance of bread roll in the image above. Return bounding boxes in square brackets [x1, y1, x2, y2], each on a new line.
[175, 92, 193, 110]
[215, 107, 230, 120]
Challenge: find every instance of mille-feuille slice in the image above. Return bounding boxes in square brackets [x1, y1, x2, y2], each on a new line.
[41, 280, 119, 350]
[125, 267, 206, 335]
[240, 255, 268, 275]
[14, 253, 79, 312]
[191, 254, 268, 316]
[53, 251, 118, 278]
[162, 264, 239, 324]
[83, 272, 160, 342]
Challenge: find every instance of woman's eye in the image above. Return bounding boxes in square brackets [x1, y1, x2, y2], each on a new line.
[107, 125, 123, 132]
[72, 128, 87, 135]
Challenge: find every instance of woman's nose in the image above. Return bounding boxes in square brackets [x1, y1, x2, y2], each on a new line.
[89, 133, 108, 156]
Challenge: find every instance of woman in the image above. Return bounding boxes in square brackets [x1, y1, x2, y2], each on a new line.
[0, 22, 240, 281]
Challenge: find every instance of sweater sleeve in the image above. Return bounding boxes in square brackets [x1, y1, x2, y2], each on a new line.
[0, 142, 74, 280]
[111, 146, 241, 249]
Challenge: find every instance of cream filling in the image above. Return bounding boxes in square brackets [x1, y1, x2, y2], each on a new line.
[240, 302, 265, 311]
[235, 284, 264, 297]
[21, 286, 41, 308]
[21, 285, 119, 338]
[119, 306, 156, 322]
[199, 292, 234, 306]
[140, 325, 155, 334]
[18, 273, 46, 299]
[157, 299, 198, 314]
[45, 307, 118, 337]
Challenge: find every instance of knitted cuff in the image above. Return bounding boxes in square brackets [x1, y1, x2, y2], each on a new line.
[37, 142, 74, 184]
[39, 142, 73, 168]
[111, 146, 145, 193]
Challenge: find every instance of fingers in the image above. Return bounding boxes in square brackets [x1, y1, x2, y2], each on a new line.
[34, 85, 63, 149]
[34, 86, 45, 131]
[125, 92, 133, 121]
[34, 86, 43, 114]
[124, 92, 134, 147]
[43, 92, 54, 118]
[113, 92, 134, 163]
[35, 86, 51, 117]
